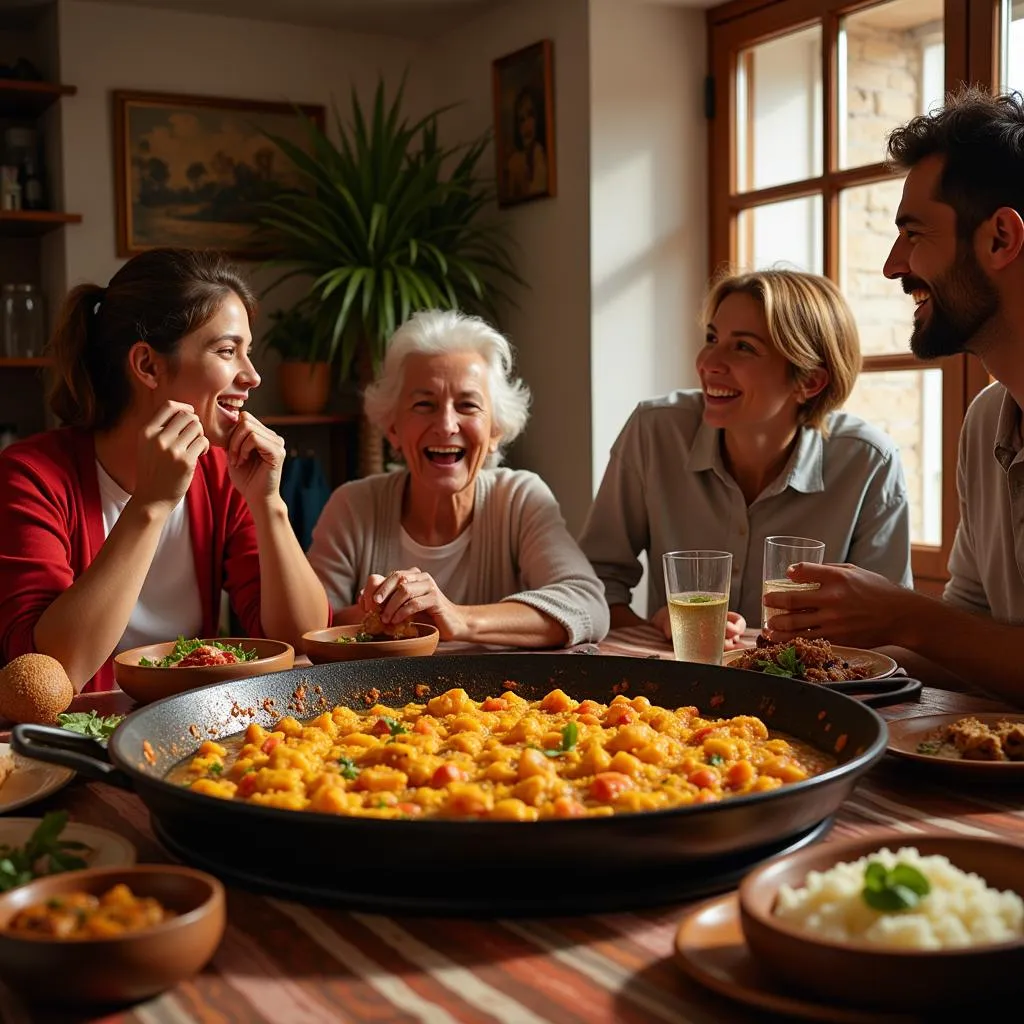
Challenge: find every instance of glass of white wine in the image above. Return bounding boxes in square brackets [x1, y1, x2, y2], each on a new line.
[761, 536, 826, 633]
[662, 550, 732, 665]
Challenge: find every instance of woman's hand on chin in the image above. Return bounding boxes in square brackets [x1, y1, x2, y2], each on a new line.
[134, 400, 209, 512]
[226, 412, 286, 507]
[362, 567, 470, 642]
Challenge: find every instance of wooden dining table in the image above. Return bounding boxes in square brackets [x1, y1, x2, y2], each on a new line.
[1, 625, 1020, 1024]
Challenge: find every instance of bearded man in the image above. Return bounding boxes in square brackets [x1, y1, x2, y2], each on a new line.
[767, 87, 1024, 703]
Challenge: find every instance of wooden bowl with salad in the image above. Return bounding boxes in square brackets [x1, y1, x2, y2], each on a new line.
[113, 637, 294, 705]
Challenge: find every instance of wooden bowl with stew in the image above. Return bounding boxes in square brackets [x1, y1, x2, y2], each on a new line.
[0, 864, 225, 1005]
[114, 637, 294, 704]
[302, 622, 440, 663]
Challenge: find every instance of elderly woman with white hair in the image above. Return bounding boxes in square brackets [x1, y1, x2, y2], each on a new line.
[306, 309, 609, 647]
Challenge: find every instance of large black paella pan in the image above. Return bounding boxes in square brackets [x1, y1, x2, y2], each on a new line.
[14, 654, 889, 915]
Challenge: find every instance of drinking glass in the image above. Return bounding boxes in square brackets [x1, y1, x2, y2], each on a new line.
[761, 536, 826, 632]
[662, 550, 733, 665]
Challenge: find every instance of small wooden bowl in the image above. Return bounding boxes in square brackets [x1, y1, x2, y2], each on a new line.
[0, 865, 225, 1005]
[738, 831, 1024, 1011]
[302, 623, 440, 663]
[113, 638, 294, 704]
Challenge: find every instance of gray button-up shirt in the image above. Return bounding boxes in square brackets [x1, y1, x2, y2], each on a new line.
[579, 389, 913, 625]
[945, 382, 1024, 622]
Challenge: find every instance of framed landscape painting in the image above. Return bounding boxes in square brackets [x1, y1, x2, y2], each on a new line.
[492, 40, 556, 208]
[113, 90, 325, 259]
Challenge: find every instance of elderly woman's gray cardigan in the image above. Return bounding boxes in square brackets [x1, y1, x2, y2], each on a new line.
[306, 467, 609, 645]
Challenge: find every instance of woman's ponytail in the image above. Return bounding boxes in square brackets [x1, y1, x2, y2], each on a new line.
[46, 283, 107, 428]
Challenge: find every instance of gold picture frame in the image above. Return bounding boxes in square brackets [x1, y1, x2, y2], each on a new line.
[113, 89, 325, 259]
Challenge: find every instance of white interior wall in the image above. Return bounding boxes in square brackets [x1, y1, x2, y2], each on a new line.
[588, 0, 708, 613]
[418, 0, 594, 533]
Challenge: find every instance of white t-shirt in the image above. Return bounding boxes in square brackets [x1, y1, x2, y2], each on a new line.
[97, 461, 203, 654]
[398, 525, 473, 595]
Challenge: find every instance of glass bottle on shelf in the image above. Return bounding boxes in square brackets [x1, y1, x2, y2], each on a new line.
[2, 284, 46, 359]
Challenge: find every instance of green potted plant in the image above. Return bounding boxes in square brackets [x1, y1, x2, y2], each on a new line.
[261, 302, 332, 416]
[258, 77, 523, 476]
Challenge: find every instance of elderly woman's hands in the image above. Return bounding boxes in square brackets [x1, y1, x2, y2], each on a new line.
[651, 607, 747, 650]
[359, 568, 470, 641]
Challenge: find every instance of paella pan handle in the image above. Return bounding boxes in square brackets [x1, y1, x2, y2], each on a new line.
[10, 724, 133, 789]
[831, 676, 923, 708]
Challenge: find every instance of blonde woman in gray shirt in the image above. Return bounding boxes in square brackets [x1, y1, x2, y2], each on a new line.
[579, 269, 912, 644]
[307, 310, 608, 648]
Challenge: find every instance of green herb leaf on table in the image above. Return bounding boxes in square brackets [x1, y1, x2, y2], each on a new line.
[56, 711, 125, 742]
[862, 860, 931, 912]
[0, 811, 93, 893]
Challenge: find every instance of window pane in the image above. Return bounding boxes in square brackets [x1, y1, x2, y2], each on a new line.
[737, 196, 823, 274]
[1003, 0, 1024, 90]
[840, 0, 945, 170]
[842, 368, 943, 546]
[736, 25, 822, 192]
[839, 178, 916, 356]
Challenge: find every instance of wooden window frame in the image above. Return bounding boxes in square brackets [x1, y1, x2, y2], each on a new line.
[707, 0, 1000, 584]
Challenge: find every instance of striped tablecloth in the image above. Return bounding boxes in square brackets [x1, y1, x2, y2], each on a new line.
[2, 626, 1020, 1024]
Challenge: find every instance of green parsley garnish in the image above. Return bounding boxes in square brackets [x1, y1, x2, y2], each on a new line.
[335, 756, 360, 780]
[862, 860, 931, 912]
[756, 644, 805, 679]
[916, 741, 942, 755]
[56, 711, 125, 742]
[208, 763, 224, 776]
[0, 812, 91, 892]
[542, 722, 579, 758]
[707, 753, 725, 766]
[139, 636, 258, 668]
[381, 716, 408, 736]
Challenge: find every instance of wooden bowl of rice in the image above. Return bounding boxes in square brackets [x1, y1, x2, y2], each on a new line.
[738, 830, 1024, 1010]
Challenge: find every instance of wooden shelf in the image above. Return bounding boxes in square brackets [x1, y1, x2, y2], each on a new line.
[263, 413, 356, 426]
[0, 79, 77, 119]
[0, 357, 49, 368]
[0, 210, 82, 237]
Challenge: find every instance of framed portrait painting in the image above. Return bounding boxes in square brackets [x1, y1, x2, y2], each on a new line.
[113, 90, 325, 259]
[492, 40, 556, 208]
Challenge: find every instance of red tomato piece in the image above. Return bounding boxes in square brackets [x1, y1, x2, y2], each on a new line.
[481, 697, 508, 712]
[370, 718, 391, 737]
[237, 773, 258, 798]
[688, 767, 718, 790]
[590, 771, 633, 802]
[604, 705, 636, 727]
[430, 763, 467, 787]
[261, 735, 282, 755]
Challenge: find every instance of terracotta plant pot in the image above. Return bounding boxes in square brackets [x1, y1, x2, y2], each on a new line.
[278, 361, 331, 415]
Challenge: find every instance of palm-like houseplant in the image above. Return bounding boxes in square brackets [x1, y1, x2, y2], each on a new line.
[259, 79, 523, 476]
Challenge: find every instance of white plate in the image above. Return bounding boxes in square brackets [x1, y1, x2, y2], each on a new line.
[0, 817, 136, 870]
[0, 741, 75, 814]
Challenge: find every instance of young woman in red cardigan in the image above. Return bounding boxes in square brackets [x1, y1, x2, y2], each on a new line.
[0, 248, 330, 692]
